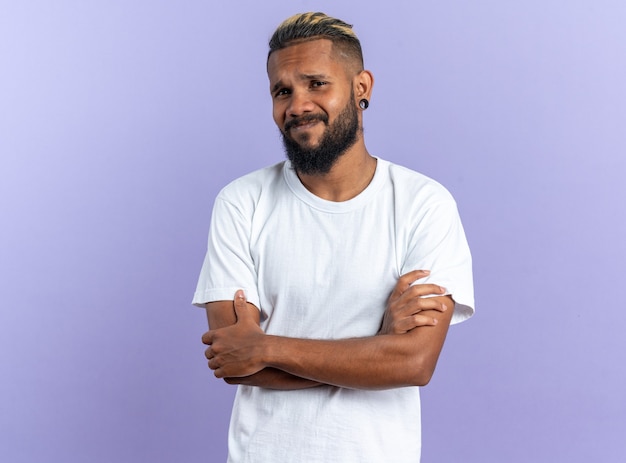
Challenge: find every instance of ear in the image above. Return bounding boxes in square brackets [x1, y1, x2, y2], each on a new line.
[354, 70, 374, 105]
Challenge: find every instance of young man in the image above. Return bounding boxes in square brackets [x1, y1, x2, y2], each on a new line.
[193, 12, 474, 462]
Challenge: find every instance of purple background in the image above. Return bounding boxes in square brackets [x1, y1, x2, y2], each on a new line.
[1, 1, 625, 462]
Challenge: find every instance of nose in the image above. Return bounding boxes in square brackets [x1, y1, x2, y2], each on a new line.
[286, 89, 315, 118]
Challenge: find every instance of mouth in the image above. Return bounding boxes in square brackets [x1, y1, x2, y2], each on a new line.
[289, 120, 320, 132]
[284, 115, 327, 132]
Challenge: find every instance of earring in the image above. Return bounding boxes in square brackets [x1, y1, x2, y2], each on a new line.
[359, 99, 369, 110]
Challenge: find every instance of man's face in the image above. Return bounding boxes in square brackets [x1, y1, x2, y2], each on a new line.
[267, 39, 360, 175]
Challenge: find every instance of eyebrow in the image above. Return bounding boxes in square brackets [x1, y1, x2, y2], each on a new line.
[271, 74, 330, 93]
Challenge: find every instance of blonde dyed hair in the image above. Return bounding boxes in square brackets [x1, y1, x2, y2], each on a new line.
[268, 12, 364, 69]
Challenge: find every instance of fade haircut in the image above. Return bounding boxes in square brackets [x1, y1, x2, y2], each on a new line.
[268, 12, 364, 71]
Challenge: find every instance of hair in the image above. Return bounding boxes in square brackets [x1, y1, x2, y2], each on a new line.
[268, 12, 364, 70]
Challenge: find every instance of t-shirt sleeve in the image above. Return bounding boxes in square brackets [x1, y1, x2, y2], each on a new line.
[192, 196, 260, 309]
[401, 198, 474, 325]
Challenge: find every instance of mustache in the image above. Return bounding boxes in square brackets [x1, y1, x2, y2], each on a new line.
[284, 114, 329, 132]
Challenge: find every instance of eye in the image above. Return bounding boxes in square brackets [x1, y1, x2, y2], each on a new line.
[274, 88, 291, 98]
[311, 81, 327, 88]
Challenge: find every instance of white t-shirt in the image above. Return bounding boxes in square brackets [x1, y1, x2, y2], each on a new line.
[193, 158, 474, 463]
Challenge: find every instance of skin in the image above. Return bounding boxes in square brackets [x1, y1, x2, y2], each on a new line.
[202, 39, 455, 390]
[269, 38, 375, 201]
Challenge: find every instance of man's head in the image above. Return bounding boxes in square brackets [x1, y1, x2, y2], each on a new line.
[267, 13, 372, 176]
[268, 12, 364, 73]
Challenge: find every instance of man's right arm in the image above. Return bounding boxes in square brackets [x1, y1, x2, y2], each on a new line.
[205, 301, 324, 390]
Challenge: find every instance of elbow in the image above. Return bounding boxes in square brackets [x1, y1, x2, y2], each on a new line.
[224, 377, 242, 385]
[410, 371, 434, 387]
[413, 373, 433, 387]
[407, 355, 438, 387]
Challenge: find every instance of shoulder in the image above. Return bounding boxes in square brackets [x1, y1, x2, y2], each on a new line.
[216, 161, 287, 208]
[381, 159, 456, 207]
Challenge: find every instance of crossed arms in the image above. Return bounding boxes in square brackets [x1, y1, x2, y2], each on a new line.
[202, 269, 455, 390]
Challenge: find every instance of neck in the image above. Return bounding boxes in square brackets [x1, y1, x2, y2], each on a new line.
[295, 143, 377, 202]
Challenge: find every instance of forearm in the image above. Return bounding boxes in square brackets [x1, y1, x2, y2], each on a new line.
[223, 368, 323, 390]
[261, 328, 447, 390]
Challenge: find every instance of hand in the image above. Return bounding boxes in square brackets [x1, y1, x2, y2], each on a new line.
[202, 290, 266, 378]
[379, 270, 449, 335]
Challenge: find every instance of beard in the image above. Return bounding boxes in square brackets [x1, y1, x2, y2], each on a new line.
[280, 94, 360, 176]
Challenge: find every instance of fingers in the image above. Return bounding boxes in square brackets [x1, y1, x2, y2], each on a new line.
[403, 283, 447, 298]
[389, 270, 430, 301]
[234, 289, 246, 304]
[398, 314, 439, 333]
[393, 285, 448, 316]
[404, 296, 448, 314]
[205, 346, 222, 373]
[398, 270, 431, 289]
[233, 289, 248, 320]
